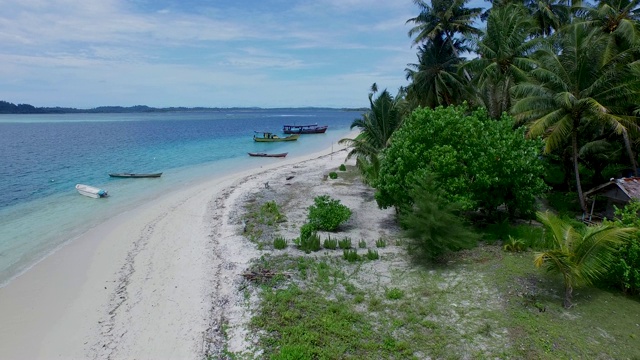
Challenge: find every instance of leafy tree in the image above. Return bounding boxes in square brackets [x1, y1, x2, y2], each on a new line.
[375, 105, 547, 219]
[401, 174, 479, 260]
[534, 211, 635, 308]
[527, 0, 570, 36]
[512, 23, 640, 212]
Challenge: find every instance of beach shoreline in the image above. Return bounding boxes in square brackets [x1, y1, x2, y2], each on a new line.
[0, 130, 359, 359]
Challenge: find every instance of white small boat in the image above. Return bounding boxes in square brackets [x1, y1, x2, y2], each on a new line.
[75, 184, 108, 198]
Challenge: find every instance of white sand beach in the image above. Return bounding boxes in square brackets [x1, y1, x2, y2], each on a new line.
[0, 132, 360, 360]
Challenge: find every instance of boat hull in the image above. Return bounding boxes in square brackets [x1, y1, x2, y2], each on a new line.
[253, 134, 300, 142]
[283, 125, 328, 134]
[109, 173, 163, 178]
[75, 184, 108, 198]
[248, 152, 288, 158]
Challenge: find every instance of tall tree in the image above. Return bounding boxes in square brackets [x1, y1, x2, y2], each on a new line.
[339, 88, 407, 183]
[464, 4, 539, 118]
[512, 23, 640, 212]
[527, 0, 571, 36]
[534, 211, 634, 308]
[405, 35, 468, 108]
[407, 0, 483, 81]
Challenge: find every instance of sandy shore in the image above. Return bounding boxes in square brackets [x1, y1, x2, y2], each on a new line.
[0, 132, 359, 360]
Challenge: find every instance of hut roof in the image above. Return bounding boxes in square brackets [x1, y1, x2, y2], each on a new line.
[584, 177, 640, 200]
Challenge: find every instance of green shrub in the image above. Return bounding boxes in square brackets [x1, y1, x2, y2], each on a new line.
[366, 249, 379, 260]
[273, 236, 288, 250]
[339, 164, 347, 171]
[343, 249, 359, 262]
[375, 238, 387, 248]
[307, 195, 352, 231]
[605, 201, 640, 295]
[329, 172, 338, 179]
[503, 236, 526, 252]
[338, 237, 352, 249]
[401, 175, 479, 259]
[299, 233, 322, 253]
[300, 223, 315, 241]
[323, 236, 338, 250]
[358, 239, 367, 248]
[260, 201, 286, 223]
[385, 288, 404, 300]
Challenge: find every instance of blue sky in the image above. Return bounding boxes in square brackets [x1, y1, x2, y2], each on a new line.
[1, 0, 487, 108]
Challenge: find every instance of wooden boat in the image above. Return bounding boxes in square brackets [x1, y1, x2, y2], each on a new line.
[76, 184, 108, 198]
[248, 152, 288, 158]
[283, 124, 328, 134]
[109, 172, 163, 178]
[253, 132, 300, 142]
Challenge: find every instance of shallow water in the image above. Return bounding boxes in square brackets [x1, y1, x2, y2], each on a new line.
[0, 109, 358, 286]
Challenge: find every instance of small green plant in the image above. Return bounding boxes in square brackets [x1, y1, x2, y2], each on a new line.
[503, 236, 526, 252]
[339, 164, 347, 171]
[366, 249, 379, 260]
[329, 172, 338, 179]
[260, 201, 286, 223]
[343, 249, 359, 262]
[300, 223, 315, 241]
[338, 237, 352, 249]
[376, 238, 387, 248]
[323, 236, 338, 250]
[299, 232, 322, 253]
[385, 288, 404, 300]
[358, 239, 367, 248]
[273, 236, 287, 250]
[307, 195, 352, 231]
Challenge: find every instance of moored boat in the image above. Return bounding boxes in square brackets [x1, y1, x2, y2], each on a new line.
[282, 124, 328, 134]
[248, 152, 288, 158]
[109, 172, 163, 178]
[253, 132, 300, 142]
[75, 184, 108, 198]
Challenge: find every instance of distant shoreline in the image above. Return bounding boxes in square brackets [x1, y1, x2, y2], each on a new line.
[0, 100, 367, 114]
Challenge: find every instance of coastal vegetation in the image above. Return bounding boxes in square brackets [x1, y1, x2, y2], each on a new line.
[234, 0, 640, 356]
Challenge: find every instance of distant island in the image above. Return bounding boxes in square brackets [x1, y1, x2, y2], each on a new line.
[0, 100, 366, 114]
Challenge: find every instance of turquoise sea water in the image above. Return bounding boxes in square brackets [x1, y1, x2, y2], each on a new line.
[0, 109, 357, 286]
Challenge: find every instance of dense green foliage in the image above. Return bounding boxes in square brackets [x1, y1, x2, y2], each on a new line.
[375, 105, 547, 218]
[534, 211, 635, 308]
[605, 201, 640, 295]
[401, 175, 479, 259]
[307, 195, 352, 231]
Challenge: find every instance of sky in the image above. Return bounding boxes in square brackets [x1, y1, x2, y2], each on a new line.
[1, 0, 486, 109]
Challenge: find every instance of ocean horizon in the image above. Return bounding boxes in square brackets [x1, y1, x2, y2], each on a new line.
[0, 108, 358, 286]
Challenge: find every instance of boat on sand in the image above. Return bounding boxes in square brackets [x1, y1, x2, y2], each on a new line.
[75, 184, 108, 198]
[248, 152, 288, 158]
[109, 173, 163, 178]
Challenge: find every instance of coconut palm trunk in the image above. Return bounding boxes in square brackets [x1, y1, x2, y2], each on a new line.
[572, 130, 588, 213]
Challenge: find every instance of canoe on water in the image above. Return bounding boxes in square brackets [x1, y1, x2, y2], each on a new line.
[109, 173, 163, 178]
[248, 152, 288, 158]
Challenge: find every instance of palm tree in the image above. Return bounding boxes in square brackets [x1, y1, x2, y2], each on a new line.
[407, 0, 483, 81]
[534, 211, 634, 308]
[339, 87, 407, 183]
[527, 0, 571, 36]
[587, 0, 640, 174]
[464, 4, 539, 118]
[405, 35, 469, 108]
[512, 23, 640, 212]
